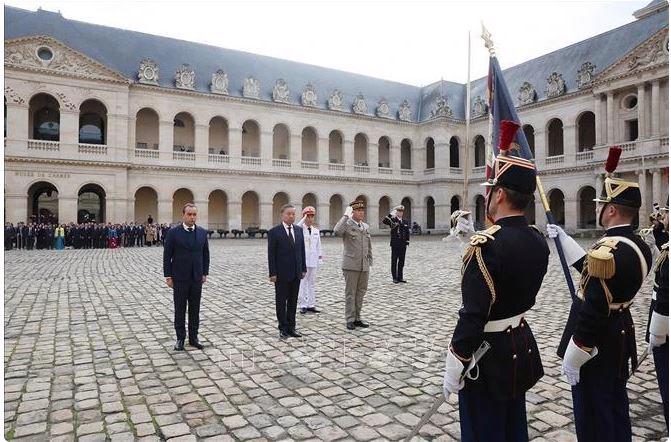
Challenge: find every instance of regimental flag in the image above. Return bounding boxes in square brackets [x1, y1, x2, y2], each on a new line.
[485, 56, 534, 189]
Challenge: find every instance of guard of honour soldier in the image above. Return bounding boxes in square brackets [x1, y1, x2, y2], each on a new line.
[297, 206, 323, 314]
[443, 122, 668, 441]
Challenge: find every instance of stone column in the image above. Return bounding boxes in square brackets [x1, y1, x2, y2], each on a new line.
[60, 110, 79, 158]
[228, 200, 242, 230]
[535, 129, 547, 162]
[653, 169, 662, 206]
[159, 120, 174, 161]
[535, 199, 546, 228]
[58, 196, 78, 224]
[291, 134, 302, 166]
[367, 201, 380, 233]
[435, 141, 449, 175]
[638, 170, 649, 222]
[228, 127, 242, 166]
[343, 139, 354, 171]
[435, 201, 451, 229]
[369, 142, 379, 175]
[5, 194, 27, 223]
[606, 91, 615, 144]
[317, 202, 330, 229]
[158, 198, 172, 225]
[651, 80, 660, 137]
[638, 83, 646, 139]
[318, 137, 329, 171]
[260, 201, 273, 230]
[391, 140, 401, 172]
[595, 173, 604, 196]
[564, 124, 577, 165]
[564, 197, 578, 232]
[260, 130, 273, 165]
[126, 116, 137, 162]
[593, 94, 603, 146]
[5, 103, 28, 151]
[195, 123, 209, 167]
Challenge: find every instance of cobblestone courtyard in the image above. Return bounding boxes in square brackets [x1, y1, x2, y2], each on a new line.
[4, 236, 667, 441]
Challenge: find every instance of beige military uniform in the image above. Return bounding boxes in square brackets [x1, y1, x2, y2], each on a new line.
[334, 215, 373, 323]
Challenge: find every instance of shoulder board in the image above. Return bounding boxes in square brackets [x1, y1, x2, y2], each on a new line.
[469, 225, 501, 246]
[586, 237, 618, 279]
[530, 225, 543, 236]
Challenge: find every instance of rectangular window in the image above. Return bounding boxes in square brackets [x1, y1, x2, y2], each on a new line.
[625, 119, 638, 141]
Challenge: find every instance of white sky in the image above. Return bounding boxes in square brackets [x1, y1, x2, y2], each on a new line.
[4, 0, 652, 86]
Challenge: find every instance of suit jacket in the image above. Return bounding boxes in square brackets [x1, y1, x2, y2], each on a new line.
[163, 225, 210, 282]
[267, 223, 307, 282]
[390, 217, 410, 248]
[334, 216, 373, 272]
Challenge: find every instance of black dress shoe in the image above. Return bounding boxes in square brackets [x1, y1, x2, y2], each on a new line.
[300, 307, 307, 314]
[174, 339, 185, 351]
[399, 280, 408, 283]
[307, 307, 321, 313]
[347, 322, 356, 330]
[188, 341, 204, 350]
[287, 329, 302, 338]
[393, 279, 399, 284]
[353, 320, 369, 328]
[279, 330, 289, 340]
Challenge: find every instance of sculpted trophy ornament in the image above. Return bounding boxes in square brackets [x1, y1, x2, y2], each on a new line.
[138, 58, 159, 85]
[518, 82, 536, 105]
[175, 64, 196, 90]
[301, 83, 318, 107]
[210, 70, 229, 95]
[328, 89, 343, 111]
[352, 94, 368, 115]
[398, 100, 412, 122]
[576, 62, 596, 89]
[545, 72, 566, 98]
[430, 96, 452, 118]
[273, 79, 291, 103]
[243, 77, 260, 99]
[472, 96, 487, 117]
[376, 99, 391, 118]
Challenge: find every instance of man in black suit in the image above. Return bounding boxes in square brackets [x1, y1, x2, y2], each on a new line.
[163, 203, 210, 351]
[268, 204, 307, 339]
[383, 205, 411, 283]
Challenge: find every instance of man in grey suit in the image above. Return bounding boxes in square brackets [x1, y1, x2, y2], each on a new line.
[334, 199, 373, 330]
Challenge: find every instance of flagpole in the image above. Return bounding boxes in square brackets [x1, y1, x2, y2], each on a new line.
[463, 31, 471, 210]
[480, 23, 577, 299]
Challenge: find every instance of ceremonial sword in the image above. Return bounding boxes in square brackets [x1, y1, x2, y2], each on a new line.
[403, 341, 491, 442]
[630, 346, 651, 378]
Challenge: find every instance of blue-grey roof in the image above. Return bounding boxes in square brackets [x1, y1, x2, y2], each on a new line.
[4, 4, 668, 122]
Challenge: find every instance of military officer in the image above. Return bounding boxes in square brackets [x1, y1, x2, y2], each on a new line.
[334, 200, 373, 330]
[443, 121, 549, 441]
[647, 200, 668, 429]
[382, 205, 410, 283]
[297, 206, 324, 314]
[547, 146, 653, 442]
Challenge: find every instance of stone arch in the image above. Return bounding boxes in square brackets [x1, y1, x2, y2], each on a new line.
[474, 194, 486, 229]
[401, 196, 413, 224]
[77, 183, 106, 223]
[172, 188, 195, 223]
[449, 136, 460, 168]
[474, 135, 486, 167]
[378, 195, 391, 228]
[548, 188, 565, 226]
[547, 118, 564, 157]
[29, 93, 60, 141]
[378, 136, 391, 168]
[273, 123, 291, 160]
[135, 107, 159, 150]
[209, 116, 229, 155]
[577, 111, 596, 152]
[523, 124, 535, 157]
[209, 189, 228, 229]
[426, 137, 435, 169]
[450, 195, 461, 213]
[173, 112, 195, 152]
[79, 99, 107, 145]
[302, 126, 318, 162]
[354, 133, 369, 166]
[329, 130, 344, 164]
[329, 194, 344, 227]
[242, 120, 260, 157]
[272, 192, 290, 225]
[134, 186, 158, 224]
[426, 196, 436, 229]
[401, 138, 412, 170]
[241, 191, 260, 228]
[578, 185, 596, 229]
[27, 180, 59, 224]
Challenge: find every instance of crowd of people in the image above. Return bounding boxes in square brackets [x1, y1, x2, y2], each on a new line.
[4, 217, 171, 250]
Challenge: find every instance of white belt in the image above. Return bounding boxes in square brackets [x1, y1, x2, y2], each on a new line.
[484, 312, 526, 333]
[653, 288, 658, 301]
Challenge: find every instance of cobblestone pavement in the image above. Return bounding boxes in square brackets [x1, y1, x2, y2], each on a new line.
[4, 236, 667, 441]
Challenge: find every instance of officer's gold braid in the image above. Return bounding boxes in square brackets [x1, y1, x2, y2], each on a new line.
[462, 245, 497, 308]
[653, 247, 668, 274]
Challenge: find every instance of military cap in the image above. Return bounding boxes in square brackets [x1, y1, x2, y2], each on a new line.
[349, 200, 365, 210]
[483, 120, 537, 195]
[594, 147, 641, 209]
[393, 205, 405, 211]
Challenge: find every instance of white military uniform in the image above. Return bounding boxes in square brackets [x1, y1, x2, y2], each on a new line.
[297, 219, 323, 309]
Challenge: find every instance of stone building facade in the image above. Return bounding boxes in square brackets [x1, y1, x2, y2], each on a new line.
[4, 1, 669, 232]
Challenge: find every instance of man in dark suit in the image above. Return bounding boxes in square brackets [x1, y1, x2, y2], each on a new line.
[268, 204, 307, 339]
[163, 203, 210, 351]
[382, 205, 411, 283]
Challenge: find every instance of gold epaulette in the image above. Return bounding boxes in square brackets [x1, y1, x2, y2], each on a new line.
[586, 237, 618, 279]
[469, 225, 502, 246]
[638, 227, 653, 238]
[653, 242, 669, 273]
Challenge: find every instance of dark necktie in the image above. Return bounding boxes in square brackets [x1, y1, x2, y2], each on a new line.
[188, 227, 193, 232]
[287, 226, 294, 245]
[308, 227, 312, 235]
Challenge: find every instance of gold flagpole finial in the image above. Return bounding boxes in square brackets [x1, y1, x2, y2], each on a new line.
[481, 22, 495, 56]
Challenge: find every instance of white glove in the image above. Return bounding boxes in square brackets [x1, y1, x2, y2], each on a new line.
[456, 217, 473, 234]
[344, 206, 353, 218]
[546, 224, 586, 266]
[443, 349, 465, 398]
[562, 338, 598, 386]
[649, 334, 667, 352]
[390, 209, 397, 218]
